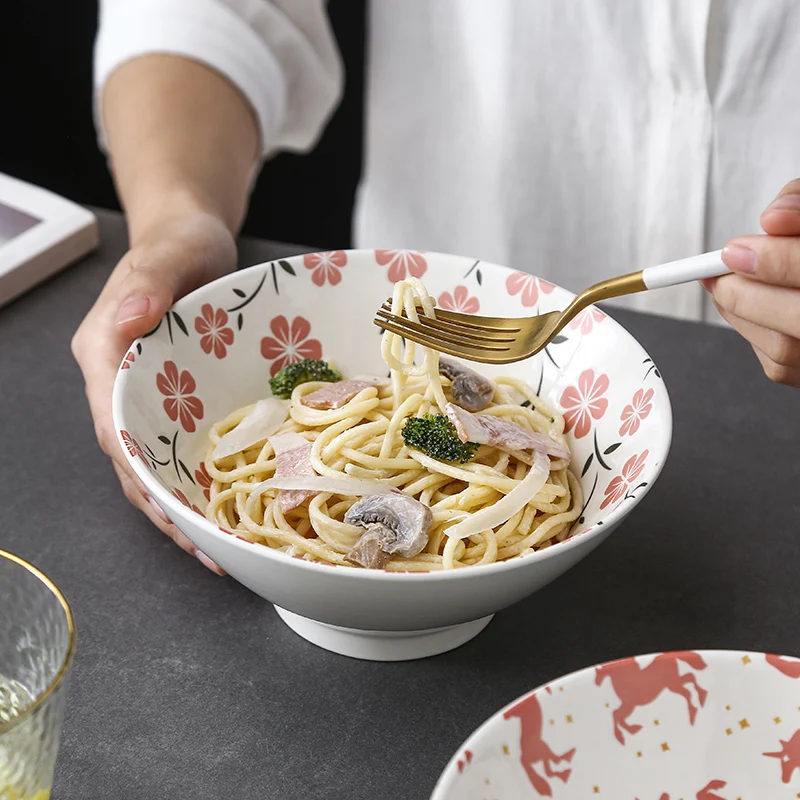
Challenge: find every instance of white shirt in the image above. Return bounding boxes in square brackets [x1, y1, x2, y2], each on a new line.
[94, 0, 800, 321]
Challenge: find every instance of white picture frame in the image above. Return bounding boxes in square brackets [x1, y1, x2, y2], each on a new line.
[0, 172, 99, 308]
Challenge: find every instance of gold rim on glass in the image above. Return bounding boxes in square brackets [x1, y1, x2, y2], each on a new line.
[0, 549, 76, 735]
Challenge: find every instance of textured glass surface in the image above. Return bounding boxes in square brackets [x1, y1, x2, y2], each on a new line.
[0, 556, 72, 800]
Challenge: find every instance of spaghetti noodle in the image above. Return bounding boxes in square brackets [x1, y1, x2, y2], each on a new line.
[203, 278, 581, 570]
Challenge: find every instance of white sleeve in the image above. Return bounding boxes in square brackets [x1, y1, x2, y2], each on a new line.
[94, 0, 344, 156]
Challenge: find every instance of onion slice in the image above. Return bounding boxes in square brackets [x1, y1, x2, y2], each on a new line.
[251, 475, 398, 497]
[212, 398, 288, 460]
[444, 450, 550, 540]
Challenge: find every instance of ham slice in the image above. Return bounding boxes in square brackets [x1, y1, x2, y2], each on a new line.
[444, 403, 570, 460]
[300, 377, 387, 409]
[269, 432, 316, 512]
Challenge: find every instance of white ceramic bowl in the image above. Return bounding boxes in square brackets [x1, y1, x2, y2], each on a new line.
[432, 650, 800, 798]
[112, 249, 672, 660]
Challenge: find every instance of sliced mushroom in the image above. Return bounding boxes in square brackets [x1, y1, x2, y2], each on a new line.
[343, 493, 433, 569]
[344, 524, 394, 569]
[439, 356, 495, 411]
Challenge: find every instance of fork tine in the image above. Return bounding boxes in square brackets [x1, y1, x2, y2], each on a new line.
[380, 299, 523, 333]
[374, 314, 514, 362]
[375, 308, 517, 345]
[376, 306, 520, 343]
[374, 309, 514, 351]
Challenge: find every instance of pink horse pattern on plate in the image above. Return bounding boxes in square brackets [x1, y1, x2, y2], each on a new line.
[596, 652, 708, 744]
[764, 729, 800, 783]
[502, 690, 576, 796]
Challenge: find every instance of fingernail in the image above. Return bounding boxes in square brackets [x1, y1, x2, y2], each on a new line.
[147, 495, 171, 523]
[196, 550, 225, 576]
[721, 243, 757, 274]
[766, 194, 800, 213]
[116, 296, 150, 325]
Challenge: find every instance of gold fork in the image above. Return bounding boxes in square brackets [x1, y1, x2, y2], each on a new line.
[374, 250, 730, 364]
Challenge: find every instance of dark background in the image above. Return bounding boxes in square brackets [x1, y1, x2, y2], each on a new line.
[0, 0, 365, 248]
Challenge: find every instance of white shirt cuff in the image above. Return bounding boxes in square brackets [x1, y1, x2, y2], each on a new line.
[93, 0, 286, 155]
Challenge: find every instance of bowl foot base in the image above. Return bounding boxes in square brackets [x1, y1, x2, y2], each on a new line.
[273, 607, 494, 661]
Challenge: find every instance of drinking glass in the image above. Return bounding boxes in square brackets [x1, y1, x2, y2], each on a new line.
[0, 549, 75, 800]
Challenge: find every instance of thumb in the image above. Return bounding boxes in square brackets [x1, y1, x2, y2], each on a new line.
[113, 216, 237, 340]
[113, 263, 183, 341]
[761, 178, 800, 237]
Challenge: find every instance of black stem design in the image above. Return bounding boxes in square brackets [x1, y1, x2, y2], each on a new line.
[143, 442, 170, 468]
[172, 430, 180, 481]
[625, 481, 648, 499]
[643, 364, 659, 380]
[226, 271, 267, 313]
[142, 319, 163, 339]
[463, 259, 481, 278]
[593, 430, 611, 470]
[544, 347, 559, 368]
[578, 473, 599, 521]
[165, 313, 174, 344]
[271, 262, 279, 295]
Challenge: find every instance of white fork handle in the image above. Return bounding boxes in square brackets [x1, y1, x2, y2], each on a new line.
[641, 250, 730, 290]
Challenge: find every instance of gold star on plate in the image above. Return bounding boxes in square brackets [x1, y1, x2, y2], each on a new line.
[593, 787, 600, 794]
[566, 715, 573, 724]
[549, 719, 555, 726]
[605, 702, 610, 708]
[726, 728, 733, 736]
[559, 686, 564, 692]
[740, 718, 750, 730]
[485, 779, 490, 785]
[654, 719, 660, 726]
[726, 705, 731, 711]
[661, 742, 670, 752]
[637, 751, 642, 758]
[742, 655, 752, 665]
[776, 716, 783, 724]
[502, 744, 510, 756]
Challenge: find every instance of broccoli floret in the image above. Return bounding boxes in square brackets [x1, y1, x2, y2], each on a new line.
[269, 358, 341, 399]
[401, 414, 479, 464]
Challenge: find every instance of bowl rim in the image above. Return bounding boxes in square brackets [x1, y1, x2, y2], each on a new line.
[429, 648, 792, 799]
[112, 249, 674, 582]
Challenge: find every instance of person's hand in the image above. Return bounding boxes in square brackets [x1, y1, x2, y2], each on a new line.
[704, 179, 800, 387]
[71, 207, 237, 573]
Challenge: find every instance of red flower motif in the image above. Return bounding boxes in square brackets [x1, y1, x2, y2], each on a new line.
[569, 306, 606, 335]
[173, 488, 204, 516]
[600, 450, 649, 509]
[260, 316, 323, 376]
[560, 369, 610, 439]
[303, 251, 347, 286]
[120, 351, 136, 369]
[195, 463, 213, 501]
[194, 304, 234, 359]
[156, 361, 204, 433]
[120, 430, 148, 464]
[438, 285, 480, 314]
[505, 272, 555, 308]
[375, 250, 427, 283]
[619, 388, 654, 437]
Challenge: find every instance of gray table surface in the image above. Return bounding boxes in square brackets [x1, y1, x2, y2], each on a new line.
[1, 209, 799, 799]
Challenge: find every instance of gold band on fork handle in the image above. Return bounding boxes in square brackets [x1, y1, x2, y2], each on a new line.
[554, 270, 647, 330]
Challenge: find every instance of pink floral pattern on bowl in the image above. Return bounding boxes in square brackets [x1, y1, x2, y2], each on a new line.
[433, 651, 800, 799]
[439, 285, 480, 314]
[194, 304, 235, 359]
[113, 249, 671, 572]
[260, 315, 322, 376]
